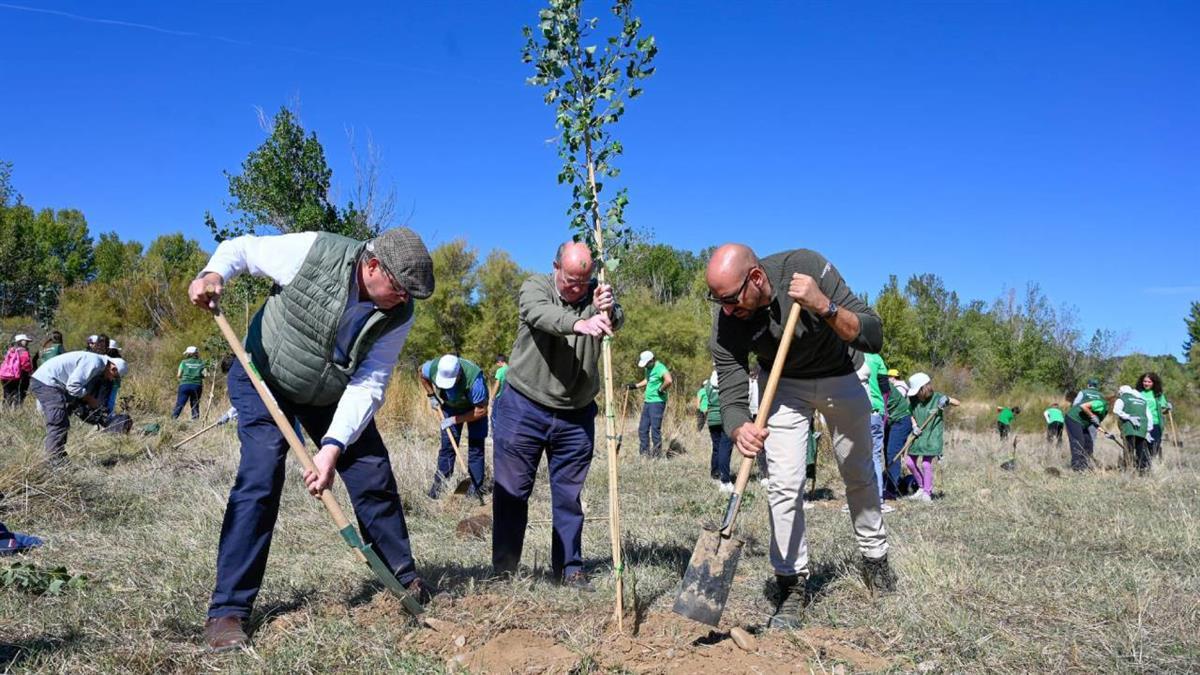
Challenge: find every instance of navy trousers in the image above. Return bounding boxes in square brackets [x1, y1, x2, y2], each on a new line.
[173, 383, 202, 419]
[709, 425, 732, 482]
[638, 401, 666, 456]
[491, 386, 595, 580]
[208, 360, 417, 620]
[882, 415, 911, 497]
[430, 407, 487, 497]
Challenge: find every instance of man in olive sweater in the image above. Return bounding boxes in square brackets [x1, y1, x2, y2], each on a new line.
[491, 241, 623, 588]
[707, 243, 893, 629]
[187, 227, 434, 652]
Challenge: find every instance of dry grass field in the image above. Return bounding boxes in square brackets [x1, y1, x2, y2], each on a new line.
[1, 403, 1197, 673]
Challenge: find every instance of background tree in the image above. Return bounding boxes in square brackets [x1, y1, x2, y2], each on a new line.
[464, 250, 528, 365]
[405, 240, 479, 361]
[93, 232, 144, 283]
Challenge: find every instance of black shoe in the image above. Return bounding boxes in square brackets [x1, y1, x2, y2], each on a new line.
[561, 571, 594, 592]
[427, 482, 442, 500]
[767, 574, 804, 629]
[862, 554, 897, 595]
[404, 577, 435, 604]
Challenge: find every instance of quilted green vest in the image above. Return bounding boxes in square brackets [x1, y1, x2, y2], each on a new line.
[245, 233, 414, 406]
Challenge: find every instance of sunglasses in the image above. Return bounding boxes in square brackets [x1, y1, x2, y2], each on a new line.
[706, 267, 757, 305]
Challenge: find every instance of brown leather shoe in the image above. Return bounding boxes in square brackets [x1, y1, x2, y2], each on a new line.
[204, 615, 248, 652]
[404, 577, 434, 605]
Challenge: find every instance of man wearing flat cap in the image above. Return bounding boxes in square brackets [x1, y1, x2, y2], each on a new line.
[187, 227, 434, 652]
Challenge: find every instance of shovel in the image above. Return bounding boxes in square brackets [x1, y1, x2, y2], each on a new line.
[172, 418, 222, 451]
[672, 301, 802, 627]
[429, 406, 475, 498]
[208, 300, 425, 622]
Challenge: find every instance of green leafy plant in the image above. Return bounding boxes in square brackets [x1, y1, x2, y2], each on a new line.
[1, 562, 89, 596]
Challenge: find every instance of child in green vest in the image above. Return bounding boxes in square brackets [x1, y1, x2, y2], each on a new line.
[904, 372, 960, 502]
[173, 346, 207, 420]
[1114, 384, 1153, 474]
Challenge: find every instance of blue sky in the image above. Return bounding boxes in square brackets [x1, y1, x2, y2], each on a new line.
[2, 1, 1196, 356]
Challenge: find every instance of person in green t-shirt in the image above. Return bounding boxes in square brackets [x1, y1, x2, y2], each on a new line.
[703, 371, 733, 490]
[903, 372, 960, 502]
[995, 406, 1019, 440]
[1043, 404, 1065, 446]
[628, 350, 672, 457]
[1113, 383, 1153, 474]
[1136, 372, 1171, 459]
[1065, 379, 1108, 471]
[492, 355, 509, 401]
[173, 346, 208, 420]
[37, 330, 65, 369]
[694, 383, 709, 432]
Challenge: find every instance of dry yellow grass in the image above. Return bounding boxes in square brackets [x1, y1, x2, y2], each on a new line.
[1, 396, 1197, 673]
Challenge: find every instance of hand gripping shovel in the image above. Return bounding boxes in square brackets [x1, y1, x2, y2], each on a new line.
[208, 299, 425, 622]
[673, 301, 802, 627]
[428, 405, 475, 498]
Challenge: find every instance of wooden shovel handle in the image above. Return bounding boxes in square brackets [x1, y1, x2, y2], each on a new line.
[724, 302, 803, 532]
[207, 297, 362, 560]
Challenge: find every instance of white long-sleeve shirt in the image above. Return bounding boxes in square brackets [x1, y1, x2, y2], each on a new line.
[32, 351, 109, 398]
[202, 232, 413, 447]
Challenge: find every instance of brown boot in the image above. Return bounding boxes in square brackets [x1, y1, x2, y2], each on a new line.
[204, 615, 248, 652]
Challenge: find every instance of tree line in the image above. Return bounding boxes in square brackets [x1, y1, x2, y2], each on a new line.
[3, 106, 1198, 410]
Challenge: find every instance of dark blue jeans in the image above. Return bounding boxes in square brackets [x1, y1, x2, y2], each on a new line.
[709, 425, 732, 482]
[173, 383, 202, 419]
[208, 360, 417, 619]
[883, 415, 912, 497]
[430, 407, 487, 497]
[638, 401, 666, 456]
[491, 385, 595, 580]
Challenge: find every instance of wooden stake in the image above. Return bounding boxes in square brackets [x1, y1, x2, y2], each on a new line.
[1167, 408, 1182, 449]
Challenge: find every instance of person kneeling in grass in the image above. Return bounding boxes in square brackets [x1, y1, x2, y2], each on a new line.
[904, 372, 959, 502]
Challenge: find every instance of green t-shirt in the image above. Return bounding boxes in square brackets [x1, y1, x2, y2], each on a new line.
[696, 386, 708, 414]
[1067, 388, 1107, 426]
[644, 361, 669, 403]
[1118, 391, 1150, 439]
[704, 383, 722, 427]
[908, 392, 948, 457]
[494, 364, 508, 399]
[1140, 390, 1166, 424]
[40, 344, 64, 362]
[863, 353, 887, 413]
[997, 407, 1014, 425]
[885, 382, 911, 419]
[1044, 407, 1065, 424]
[178, 358, 206, 385]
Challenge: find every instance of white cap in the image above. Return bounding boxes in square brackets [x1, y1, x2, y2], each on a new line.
[106, 357, 129, 378]
[709, 370, 719, 387]
[108, 339, 119, 350]
[88, 335, 99, 343]
[435, 354, 461, 389]
[907, 372, 931, 393]
[184, 346, 198, 355]
[637, 350, 654, 368]
[13, 334, 30, 343]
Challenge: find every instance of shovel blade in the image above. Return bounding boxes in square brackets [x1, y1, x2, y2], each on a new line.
[672, 526, 745, 627]
[338, 525, 424, 619]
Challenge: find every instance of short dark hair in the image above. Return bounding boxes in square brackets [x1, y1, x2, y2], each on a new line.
[496, 354, 507, 363]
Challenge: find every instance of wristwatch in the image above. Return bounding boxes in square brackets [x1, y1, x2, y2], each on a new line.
[820, 300, 839, 320]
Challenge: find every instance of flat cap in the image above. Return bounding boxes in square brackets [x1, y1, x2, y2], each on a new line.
[367, 227, 435, 300]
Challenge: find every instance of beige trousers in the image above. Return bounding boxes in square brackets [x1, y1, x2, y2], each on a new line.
[762, 373, 888, 575]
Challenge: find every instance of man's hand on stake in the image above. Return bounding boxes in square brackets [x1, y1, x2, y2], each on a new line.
[574, 313, 613, 337]
[593, 283, 615, 313]
[732, 422, 770, 458]
[304, 444, 340, 496]
[788, 273, 830, 314]
[189, 273, 224, 310]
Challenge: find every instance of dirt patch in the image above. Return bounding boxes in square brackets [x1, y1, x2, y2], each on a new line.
[467, 629, 580, 673]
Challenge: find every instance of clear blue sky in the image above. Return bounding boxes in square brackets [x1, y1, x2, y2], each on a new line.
[2, 1, 1196, 356]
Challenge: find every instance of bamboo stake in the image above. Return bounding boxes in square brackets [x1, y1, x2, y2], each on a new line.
[585, 146, 624, 631]
[1167, 408, 1182, 449]
[172, 418, 222, 451]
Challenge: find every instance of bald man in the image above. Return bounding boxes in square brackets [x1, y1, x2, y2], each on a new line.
[491, 241, 624, 588]
[707, 243, 893, 629]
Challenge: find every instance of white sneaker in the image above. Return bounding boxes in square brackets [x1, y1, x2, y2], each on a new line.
[803, 501, 814, 510]
[915, 491, 932, 502]
[719, 482, 734, 493]
[758, 477, 769, 486]
[840, 503, 851, 513]
[880, 503, 896, 514]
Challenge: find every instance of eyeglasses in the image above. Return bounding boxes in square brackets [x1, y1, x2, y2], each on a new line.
[555, 268, 595, 289]
[706, 267, 756, 305]
[371, 258, 408, 297]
